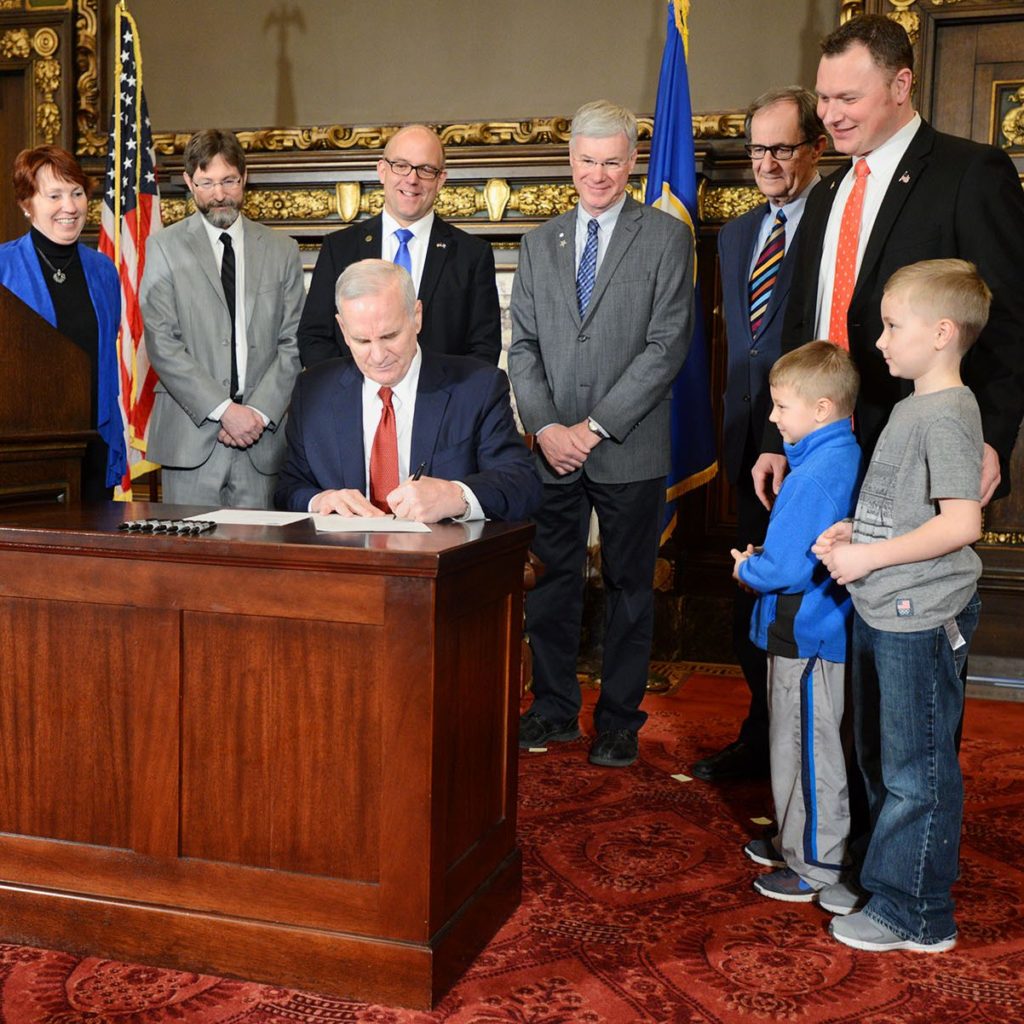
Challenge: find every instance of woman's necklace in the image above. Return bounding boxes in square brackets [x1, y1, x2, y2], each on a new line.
[35, 246, 75, 284]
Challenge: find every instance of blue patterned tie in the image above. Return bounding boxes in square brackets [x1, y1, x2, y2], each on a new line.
[576, 217, 599, 316]
[393, 228, 413, 274]
[749, 209, 786, 337]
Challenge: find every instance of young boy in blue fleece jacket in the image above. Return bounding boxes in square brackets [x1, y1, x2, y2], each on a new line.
[732, 341, 862, 903]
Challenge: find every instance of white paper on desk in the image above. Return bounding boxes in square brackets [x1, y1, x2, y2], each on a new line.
[185, 510, 310, 526]
[311, 514, 431, 533]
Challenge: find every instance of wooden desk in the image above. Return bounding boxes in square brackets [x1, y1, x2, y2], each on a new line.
[0, 503, 532, 1008]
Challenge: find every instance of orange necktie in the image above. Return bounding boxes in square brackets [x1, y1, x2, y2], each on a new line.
[369, 386, 399, 512]
[828, 158, 871, 351]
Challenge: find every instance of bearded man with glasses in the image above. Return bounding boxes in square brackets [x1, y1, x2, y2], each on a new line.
[298, 124, 500, 368]
[141, 128, 304, 507]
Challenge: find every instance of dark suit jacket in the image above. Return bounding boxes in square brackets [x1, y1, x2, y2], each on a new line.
[298, 214, 501, 368]
[719, 200, 801, 484]
[783, 121, 1024, 488]
[274, 351, 542, 521]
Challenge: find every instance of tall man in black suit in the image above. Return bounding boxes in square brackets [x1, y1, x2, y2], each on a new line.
[690, 88, 827, 783]
[755, 15, 1024, 508]
[298, 125, 501, 368]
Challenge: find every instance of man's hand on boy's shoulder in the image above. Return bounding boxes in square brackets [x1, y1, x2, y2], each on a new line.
[752, 453, 788, 511]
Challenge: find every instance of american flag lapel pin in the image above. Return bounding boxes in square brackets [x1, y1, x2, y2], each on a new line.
[435, 241, 447, 249]
[559, 231, 566, 248]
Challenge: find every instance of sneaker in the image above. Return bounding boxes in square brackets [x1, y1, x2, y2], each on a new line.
[518, 711, 581, 749]
[753, 868, 820, 903]
[743, 837, 785, 868]
[690, 740, 770, 781]
[818, 879, 867, 916]
[588, 729, 639, 768]
[830, 911, 957, 953]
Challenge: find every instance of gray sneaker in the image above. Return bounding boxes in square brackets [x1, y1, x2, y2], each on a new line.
[830, 911, 957, 953]
[742, 837, 785, 868]
[818, 879, 867, 916]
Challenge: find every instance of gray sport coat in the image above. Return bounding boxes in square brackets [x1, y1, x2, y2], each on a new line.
[141, 212, 304, 473]
[508, 195, 693, 485]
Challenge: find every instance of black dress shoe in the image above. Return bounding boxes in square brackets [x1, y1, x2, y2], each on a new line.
[589, 729, 639, 768]
[519, 711, 581, 749]
[690, 740, 769, 781]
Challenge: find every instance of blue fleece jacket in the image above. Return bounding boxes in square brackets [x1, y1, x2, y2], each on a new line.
[738, 418, 862, 662]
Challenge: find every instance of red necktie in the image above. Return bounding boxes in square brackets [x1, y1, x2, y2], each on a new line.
[369, 386, 399, 512]
[828, 158, 871, 351]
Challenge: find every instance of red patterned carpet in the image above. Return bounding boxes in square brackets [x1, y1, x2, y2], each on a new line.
[2, 667, 1023, 1023]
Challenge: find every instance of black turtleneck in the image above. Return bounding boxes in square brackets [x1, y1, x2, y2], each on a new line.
[31, 226, 108, 501]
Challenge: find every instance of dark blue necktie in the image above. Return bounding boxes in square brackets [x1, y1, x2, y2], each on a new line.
[576, 218, 599, 316]
[393, 228, 413, 274]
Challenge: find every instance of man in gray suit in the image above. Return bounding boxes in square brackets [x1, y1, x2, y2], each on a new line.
[142, 129, 304, 507]
[509, 100, 693, 768]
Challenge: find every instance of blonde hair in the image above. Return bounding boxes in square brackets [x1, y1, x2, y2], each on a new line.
[769, 341, 859, 417]
[883, 259, 992, 351]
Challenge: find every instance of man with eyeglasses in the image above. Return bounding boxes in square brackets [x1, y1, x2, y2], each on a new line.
[508, 100, 692, 769]
[690, 87, 827, 784]
[298, 124, 500, 369]
[141, 128, 304, 507]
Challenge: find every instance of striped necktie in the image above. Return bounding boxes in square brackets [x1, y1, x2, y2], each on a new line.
[828, 158, 871, 351]
[748, 209, 786, 337]
[576, 217, 599, 316]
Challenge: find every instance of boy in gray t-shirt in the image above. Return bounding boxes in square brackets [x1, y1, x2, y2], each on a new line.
[814, 259, 990, 954]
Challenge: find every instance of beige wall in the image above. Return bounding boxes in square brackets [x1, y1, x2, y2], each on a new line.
[127, 0, 839, 131]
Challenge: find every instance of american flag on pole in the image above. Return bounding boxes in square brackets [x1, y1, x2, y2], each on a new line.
[98, 0, 162, 500]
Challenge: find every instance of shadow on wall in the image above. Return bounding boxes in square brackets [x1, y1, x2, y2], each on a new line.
[263, 2, 305, 128]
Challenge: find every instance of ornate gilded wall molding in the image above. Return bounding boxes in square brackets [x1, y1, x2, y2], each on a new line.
[74, 0, 104, 155]
[0, 1, 26, 10]
[0, 24, 63, 144]
[885, 0, 920, 43]
[147, 114, 746, 157]
[700, 185, 764, 223]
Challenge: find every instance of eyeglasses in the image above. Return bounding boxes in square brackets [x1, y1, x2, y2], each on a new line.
[381, 158, 444, 181]
[191, 176, 244, 192]
[744, 141, 813, 161]
[573, 156, 629, 172]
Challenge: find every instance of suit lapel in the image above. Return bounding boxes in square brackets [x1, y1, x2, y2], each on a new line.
[332, 362, 367, 492]
[242, 218, 263, 327]
[185, 214, 227, 310]
[357, 213, 384, 259]
[854, 122, 933, 304]
[410, 354, 451, 470]
[417, 217, 451, 306]
[581, 197, 641, 327]
[555, 211, 582, 329]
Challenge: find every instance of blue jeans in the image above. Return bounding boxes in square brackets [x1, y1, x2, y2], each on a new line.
[851, 593, 980, 943]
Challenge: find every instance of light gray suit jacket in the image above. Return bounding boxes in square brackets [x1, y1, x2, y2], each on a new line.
[141, 212, 304, 473]
[508, 195, 693, 485]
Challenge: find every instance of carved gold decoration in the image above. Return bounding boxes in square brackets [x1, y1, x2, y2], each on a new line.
[980, 530, 1024, 547]
[998, 84, 1024, 149]
[32, 26, 58, 58]
[700, 185, 764, 222]
[691, 113, 746, 139]
[35, 57, 61, 143]
[0, 1, 25, 10]
[483, 178, 511, 221]
[1, 29, 31, 58]
[434, 186, 484, 219]
[74, 0, 105, 155]
[508, 184, 579, 218]
[243, 189, 335, 221]
[159, 198, 192, 225]
[839, 1, 864, 23]
[335, 182, 361, 222]
[887, 6, 920, 45]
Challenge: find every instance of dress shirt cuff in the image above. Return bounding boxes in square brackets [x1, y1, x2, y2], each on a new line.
[208, 399, 231, 422]
[452, 481, 484, 522]
[249, 406, 270, 427]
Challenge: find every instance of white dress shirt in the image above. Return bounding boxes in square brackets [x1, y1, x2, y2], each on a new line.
[381, 209, 434, 294]
[574, 193, 627, 277]
[814, 114, 921, 338]
[359, 346, 483, 520]
[746, 175, 820, 279]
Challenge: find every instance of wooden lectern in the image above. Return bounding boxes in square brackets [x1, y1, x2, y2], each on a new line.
[0, 503, 533, 1009]
[0, 285, 93, 506]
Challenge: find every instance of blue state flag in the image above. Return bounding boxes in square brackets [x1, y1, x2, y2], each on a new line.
[645, 0, 718, 542]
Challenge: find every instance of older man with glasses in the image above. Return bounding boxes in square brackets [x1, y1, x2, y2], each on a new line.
[690, 87, 827, 784]
[141, 128, 304, 508]
[298, 124, 500, 368]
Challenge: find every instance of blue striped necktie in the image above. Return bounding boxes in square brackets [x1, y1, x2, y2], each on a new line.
[749, 208, 786, 337]
[393, 228, 413, 274]
[576, 217, 599, 316]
